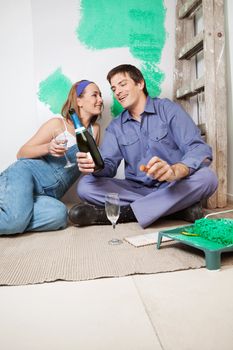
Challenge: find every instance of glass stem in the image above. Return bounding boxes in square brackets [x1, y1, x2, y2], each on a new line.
[64, 153, 71, 164]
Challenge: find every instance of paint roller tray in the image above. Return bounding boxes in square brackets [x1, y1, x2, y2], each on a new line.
[156, 225, 233, 270]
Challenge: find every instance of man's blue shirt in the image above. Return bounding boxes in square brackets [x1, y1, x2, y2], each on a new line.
[96, 96, 212, 187]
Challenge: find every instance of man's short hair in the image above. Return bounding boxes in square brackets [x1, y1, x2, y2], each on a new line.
[107, 64, 148, 96]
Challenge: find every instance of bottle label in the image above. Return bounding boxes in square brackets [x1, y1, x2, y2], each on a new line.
[75, 126, 85, 133]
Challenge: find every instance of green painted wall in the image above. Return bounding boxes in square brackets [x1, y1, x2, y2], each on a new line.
[38, 0, 167, 117]
[77, 0, 166, 116]
[38, 68, 72, 114]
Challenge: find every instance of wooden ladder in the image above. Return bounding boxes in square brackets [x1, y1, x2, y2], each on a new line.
[173, 0, 227, 208]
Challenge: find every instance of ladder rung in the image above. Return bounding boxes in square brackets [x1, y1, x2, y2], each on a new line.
[179, 0, 202, 19]
[176, 76, 204, 99]
[178, 31, 203, 60]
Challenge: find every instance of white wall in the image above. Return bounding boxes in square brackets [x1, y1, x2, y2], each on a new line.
[0, 0, 37, 171]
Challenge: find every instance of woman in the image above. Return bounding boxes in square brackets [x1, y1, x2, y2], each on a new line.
[0, 80, 103, 234]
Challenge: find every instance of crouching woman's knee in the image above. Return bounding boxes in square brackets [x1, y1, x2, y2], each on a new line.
[48, 201, 68, 230]
[56, 206, 67, 229]
[28, 197, 68, 232]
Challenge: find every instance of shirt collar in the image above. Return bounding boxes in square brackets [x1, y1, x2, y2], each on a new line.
[121, 96, 156, 124]
[144, 96, 157, 114]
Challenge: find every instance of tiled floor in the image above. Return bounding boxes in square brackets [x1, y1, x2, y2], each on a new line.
[0, 265, 233, 350]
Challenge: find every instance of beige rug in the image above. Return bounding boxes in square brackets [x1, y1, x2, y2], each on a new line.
[1, 221, 233, 286]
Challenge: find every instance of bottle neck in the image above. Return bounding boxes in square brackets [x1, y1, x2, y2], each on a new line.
[75, 125, 86, 134]
[70, 110, 86, 133]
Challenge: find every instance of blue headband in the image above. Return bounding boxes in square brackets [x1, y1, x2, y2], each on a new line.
[76, 80, 93, 97]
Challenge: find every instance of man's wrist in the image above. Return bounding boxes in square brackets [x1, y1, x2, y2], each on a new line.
[171, 163, 189, 180]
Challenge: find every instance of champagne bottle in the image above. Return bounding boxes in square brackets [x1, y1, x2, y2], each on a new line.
[69, 108, 104, 172]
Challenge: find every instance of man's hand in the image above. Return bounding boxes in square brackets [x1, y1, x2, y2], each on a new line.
[140, 156, 189, 182]
[76, 151, 95, 174]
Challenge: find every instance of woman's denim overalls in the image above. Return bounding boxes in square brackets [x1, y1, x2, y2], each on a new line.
[0, 144, 80, 234]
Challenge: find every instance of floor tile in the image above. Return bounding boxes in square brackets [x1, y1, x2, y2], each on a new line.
[133, 266, 233, 350]
[0, 277, 162, 350]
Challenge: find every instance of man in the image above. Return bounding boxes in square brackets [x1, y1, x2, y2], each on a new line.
[69, 64, 218, 228]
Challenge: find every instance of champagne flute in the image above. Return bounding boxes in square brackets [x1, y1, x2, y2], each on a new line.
[53, 128, 75, 168]
[105, 193, 123, 245]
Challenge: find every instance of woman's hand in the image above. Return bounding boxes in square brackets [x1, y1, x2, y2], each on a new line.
[48, 138, 67, 157]
[76, 151, 95, 173]
[17, 118, 69, 159]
